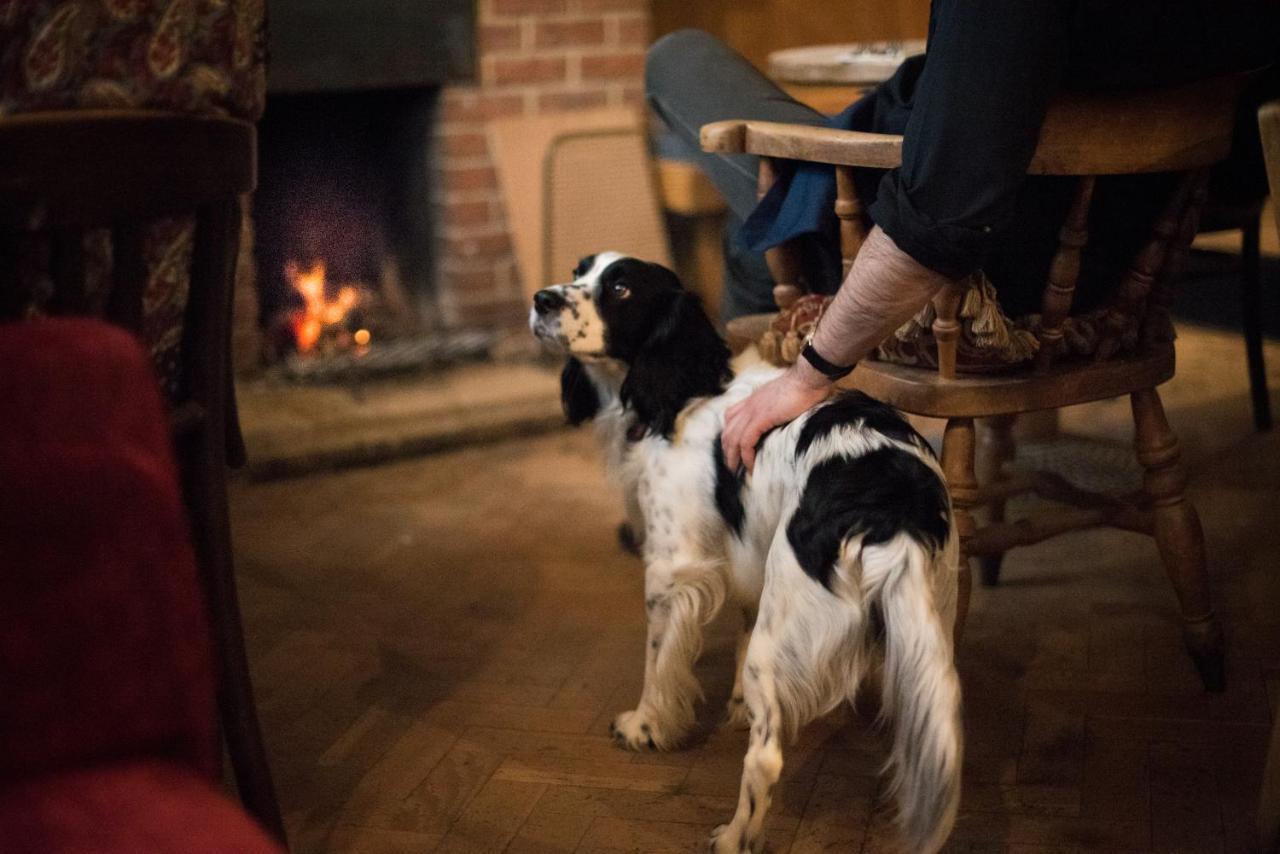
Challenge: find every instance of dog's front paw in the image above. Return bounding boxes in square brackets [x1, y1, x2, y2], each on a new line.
[609, 709, 679, 751]
[708, 822, 762, 854]
[721, 694, 750, 730]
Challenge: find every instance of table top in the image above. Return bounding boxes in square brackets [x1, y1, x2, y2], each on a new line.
[768, 39, 926, 86]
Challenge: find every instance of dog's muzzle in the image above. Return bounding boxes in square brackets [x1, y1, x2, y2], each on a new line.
[529, 287, 567, 348]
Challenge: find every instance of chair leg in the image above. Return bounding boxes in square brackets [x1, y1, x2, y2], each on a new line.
[1131, 387, 1225, 692]
[942, 417, 979, 649]
[976, 414, 1018, 587]
[1241, 215, 1272, 432]
[179, 426, 287, 843]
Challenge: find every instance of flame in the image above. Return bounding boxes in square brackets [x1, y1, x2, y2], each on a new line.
[285, 261, 359, 353]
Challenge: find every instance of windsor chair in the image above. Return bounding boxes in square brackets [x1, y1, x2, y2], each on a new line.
[703, 74, 1247, 691]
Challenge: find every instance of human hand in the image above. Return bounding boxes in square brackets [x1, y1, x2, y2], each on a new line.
[722, 361, 833, 474]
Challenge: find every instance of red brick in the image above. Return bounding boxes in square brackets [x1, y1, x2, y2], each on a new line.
[488, 56, 567, 86]
[620, 85, 645, 107]
[535, 19, 606, 48]
[537, 89, 609, 112]
[445, 268, 504, 293]
[580, 51, 645, 80]
[577, 0, 645, 10]
[440, 200, 493, 229]
[491, 0, 567, 15]
[439, 133, 489, 158]
[480, 23, 522, 53]
[441, 91, 525, 123]
[442, 166, 498, 192]
[444, 233, 513, 258]
[614, 14, 650, 46]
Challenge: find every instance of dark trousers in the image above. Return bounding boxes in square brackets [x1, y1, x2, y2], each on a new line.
[645, 29, 841, 321]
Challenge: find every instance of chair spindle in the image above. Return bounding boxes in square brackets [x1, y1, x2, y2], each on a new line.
[1034, 176, 1095, 372]
[107, 222, 147, 334]
[48, 226, 87, 313]
[1144, 170, 1209, 348]
[834, 165, 866, 277]
[1095, 172, 1196, 361]
[757, 157, 804, 309]
[932, 280, 964, 380]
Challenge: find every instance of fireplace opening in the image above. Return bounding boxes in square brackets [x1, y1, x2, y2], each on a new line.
[253, 88, 439, 364]
[245, 0, 481, 379]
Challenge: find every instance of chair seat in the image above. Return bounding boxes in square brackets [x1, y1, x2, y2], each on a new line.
[844, 345, 1175, 418]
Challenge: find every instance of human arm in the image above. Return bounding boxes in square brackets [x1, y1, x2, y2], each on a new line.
[720, 226, 950, 473]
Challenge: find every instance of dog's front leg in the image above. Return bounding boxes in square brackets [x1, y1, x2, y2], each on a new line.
[611, 561, 725, 751]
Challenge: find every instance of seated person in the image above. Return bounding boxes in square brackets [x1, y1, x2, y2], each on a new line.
[644, 0, 1278, 471]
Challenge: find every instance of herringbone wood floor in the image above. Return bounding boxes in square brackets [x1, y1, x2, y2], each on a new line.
[231, 326, 1280, 853]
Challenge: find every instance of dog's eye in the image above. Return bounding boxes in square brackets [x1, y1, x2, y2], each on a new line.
[611, 282, 631, 299]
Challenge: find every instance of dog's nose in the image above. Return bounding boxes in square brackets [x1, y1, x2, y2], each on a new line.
[533, 289, 567, 314]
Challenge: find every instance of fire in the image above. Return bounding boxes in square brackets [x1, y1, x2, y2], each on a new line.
[285, 261, 359, 353]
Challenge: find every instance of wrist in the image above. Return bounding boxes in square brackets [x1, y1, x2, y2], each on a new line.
[799, 337, 854, 383]
[790, 355, 835, 392]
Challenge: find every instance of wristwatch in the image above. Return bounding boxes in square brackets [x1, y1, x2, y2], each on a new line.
[800, 337, 854, 381]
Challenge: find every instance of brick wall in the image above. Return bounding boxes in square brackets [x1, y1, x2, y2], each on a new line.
[433, 0, 652, 328]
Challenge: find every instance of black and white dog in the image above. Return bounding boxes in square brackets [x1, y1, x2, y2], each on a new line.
[530, 252, 963, 853]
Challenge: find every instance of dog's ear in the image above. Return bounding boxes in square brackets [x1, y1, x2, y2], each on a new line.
[621, 290, 730, 438]
[560, 357, 601, 426]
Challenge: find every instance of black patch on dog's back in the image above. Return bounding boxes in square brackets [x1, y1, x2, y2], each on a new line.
[712, 433, 745, 535]
[711, 428, 782, 537]
[795, 391, 932, 459]
[787, 447, 949, 589]
[560, 357, 600, 425]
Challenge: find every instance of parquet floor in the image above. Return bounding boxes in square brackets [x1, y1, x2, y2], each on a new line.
[230, 326, 1280, 853]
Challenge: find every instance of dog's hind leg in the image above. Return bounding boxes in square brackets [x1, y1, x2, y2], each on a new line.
[709, 627, 784, 854]
[722, 605, 756, 730]
[611, 559, 726, 751]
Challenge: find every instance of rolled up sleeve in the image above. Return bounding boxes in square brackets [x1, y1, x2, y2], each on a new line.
[869, 0, 1073, 279]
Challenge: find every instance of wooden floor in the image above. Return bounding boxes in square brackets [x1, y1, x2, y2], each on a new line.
[230, 325, 1280, 853]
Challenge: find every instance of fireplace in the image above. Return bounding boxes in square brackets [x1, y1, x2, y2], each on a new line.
[250, 0, 476, 372]
[239, 0, 653, 375]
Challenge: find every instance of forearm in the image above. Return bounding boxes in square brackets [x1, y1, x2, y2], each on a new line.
[807, 226, 952, 370]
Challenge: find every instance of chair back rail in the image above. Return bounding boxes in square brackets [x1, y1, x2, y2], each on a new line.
[702, 73, 1244, 175]
[0, 111, 256, 414]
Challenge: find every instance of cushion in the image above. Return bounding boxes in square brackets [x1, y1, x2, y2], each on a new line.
[0, 760, 283, 853]
[0, 318, 216, 783]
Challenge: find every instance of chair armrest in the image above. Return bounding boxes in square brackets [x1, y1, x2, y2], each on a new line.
[700, 120, 903, 169]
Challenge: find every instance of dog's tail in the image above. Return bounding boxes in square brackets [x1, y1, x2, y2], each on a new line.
[853, 531, 962, 853]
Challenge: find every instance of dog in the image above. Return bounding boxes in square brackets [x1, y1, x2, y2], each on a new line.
[530, 252, 963, 853]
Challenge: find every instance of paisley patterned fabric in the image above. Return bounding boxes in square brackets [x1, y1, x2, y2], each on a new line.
[1, 0, 265, 117]
[1, 0, 265, 393]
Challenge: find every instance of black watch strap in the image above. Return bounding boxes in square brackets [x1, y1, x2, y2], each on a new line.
[801, 341, 854, 381]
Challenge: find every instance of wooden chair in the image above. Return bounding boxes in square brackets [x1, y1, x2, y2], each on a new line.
[703, 75, 1248, 692]
[1255, 97, 1280, 854]
[0, 111, 286, 841]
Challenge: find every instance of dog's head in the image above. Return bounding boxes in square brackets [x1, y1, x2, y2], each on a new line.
[530, 252, 731, 438]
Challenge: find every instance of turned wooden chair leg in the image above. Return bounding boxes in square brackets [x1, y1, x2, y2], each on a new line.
[179, 424, 288, 843]
[976, 414, 1018, 587]
[1241, 214, 1273, 432]
[942, 417, 979, 649]
[1131, 387, 1225, 692]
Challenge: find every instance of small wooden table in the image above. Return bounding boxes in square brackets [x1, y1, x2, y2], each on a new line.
[768, 40, 926, 115]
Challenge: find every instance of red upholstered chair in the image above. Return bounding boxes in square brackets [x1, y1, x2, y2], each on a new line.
[0, 318, 282, 854]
